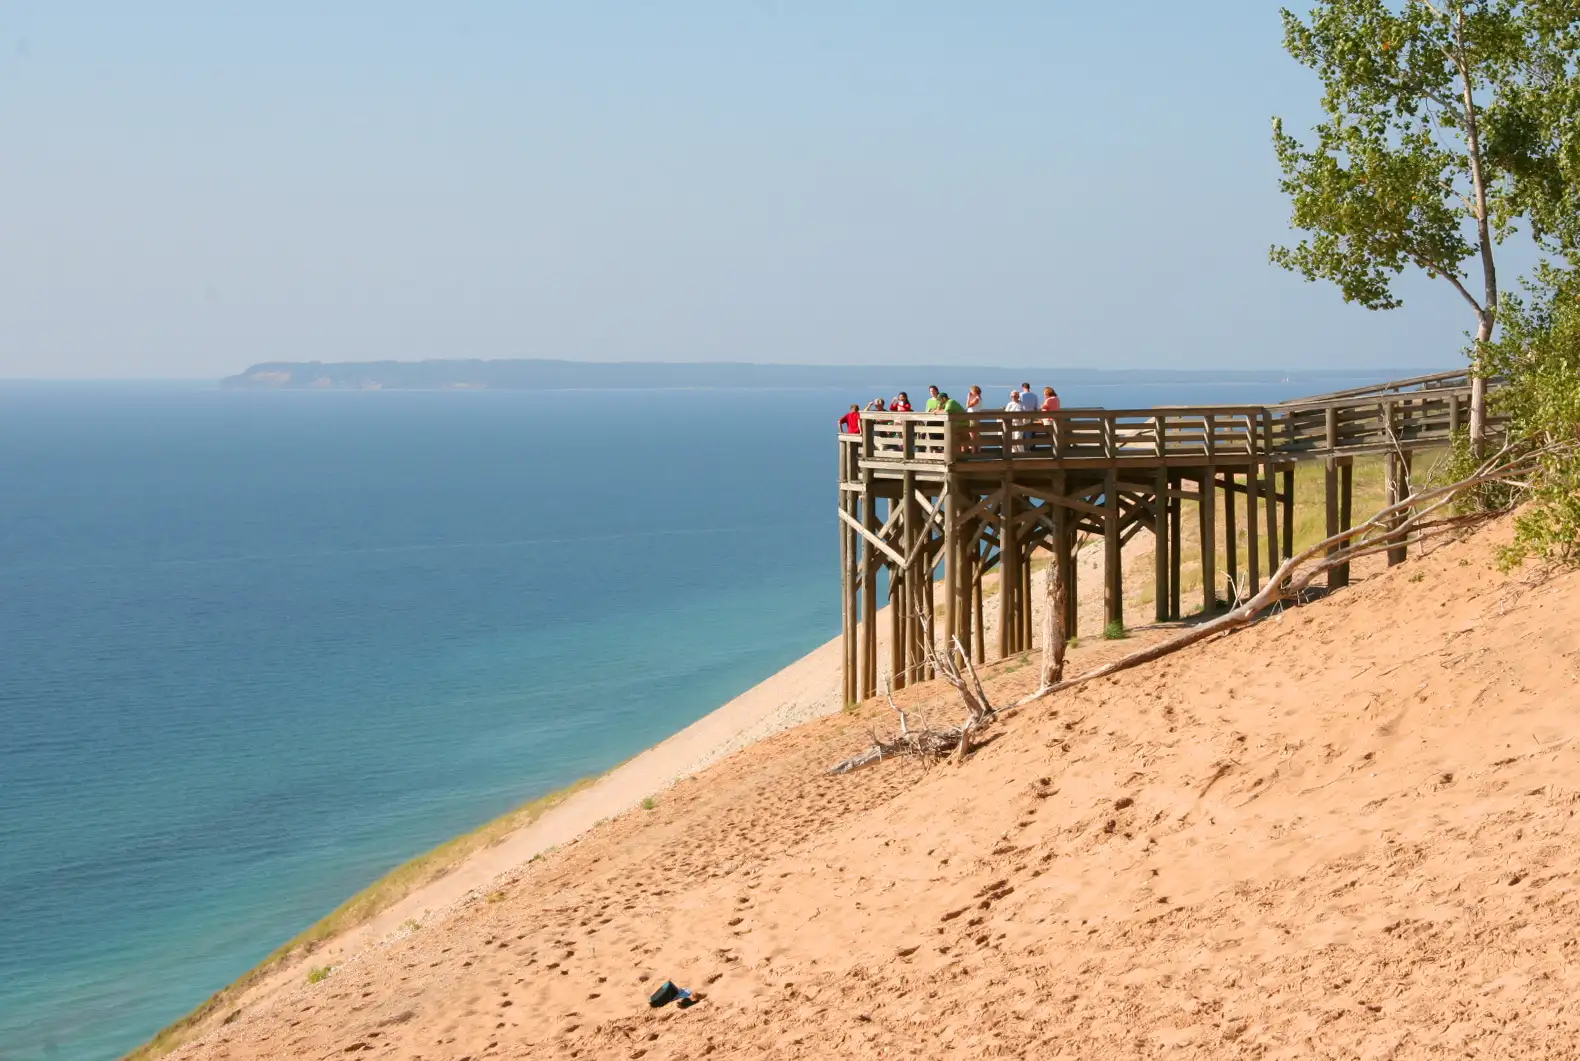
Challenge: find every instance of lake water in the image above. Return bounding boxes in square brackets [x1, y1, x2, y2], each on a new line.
[0, 375, 1394, 1060]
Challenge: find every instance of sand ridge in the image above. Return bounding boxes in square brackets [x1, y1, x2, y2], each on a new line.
[169, 520, 1580, 1058]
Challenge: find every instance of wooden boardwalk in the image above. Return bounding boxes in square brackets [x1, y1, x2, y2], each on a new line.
[837, 370, 1495, 704]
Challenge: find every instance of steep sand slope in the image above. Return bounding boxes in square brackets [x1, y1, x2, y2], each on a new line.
[172, 520, 1580, 1059]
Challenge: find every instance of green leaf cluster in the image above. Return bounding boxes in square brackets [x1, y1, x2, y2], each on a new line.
[1271, 0, 1576, 340]
[1483, 265, 1580, 565]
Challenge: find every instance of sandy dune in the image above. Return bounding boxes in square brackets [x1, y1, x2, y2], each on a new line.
[167, 518, 1580, 1059]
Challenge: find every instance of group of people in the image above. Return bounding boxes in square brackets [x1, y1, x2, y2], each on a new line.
[837, 382, 1061, 433]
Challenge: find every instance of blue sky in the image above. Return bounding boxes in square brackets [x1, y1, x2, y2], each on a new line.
[0, 2, 1521, 377]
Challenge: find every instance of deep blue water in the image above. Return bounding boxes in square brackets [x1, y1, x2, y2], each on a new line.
[0, 376, 1394, 1060]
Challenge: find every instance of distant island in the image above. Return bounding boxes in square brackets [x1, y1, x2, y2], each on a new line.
[220, 359, 1445, 392]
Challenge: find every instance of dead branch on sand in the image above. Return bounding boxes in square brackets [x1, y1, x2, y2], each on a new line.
[1005, 441, 1565, 710]
[827, 616, 997, 775]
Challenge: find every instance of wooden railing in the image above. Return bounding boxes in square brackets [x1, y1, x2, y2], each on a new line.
[845, 407, 1273, 467]
[839, 371, 1502, 472]
[1269, 370, 1495, 457]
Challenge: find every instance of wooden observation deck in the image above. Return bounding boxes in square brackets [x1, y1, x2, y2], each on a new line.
[837, 370, 1494, 704]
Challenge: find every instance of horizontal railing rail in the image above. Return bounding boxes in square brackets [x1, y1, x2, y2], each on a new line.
[850, 407, 1272, 466]
[841, 376, 1505, 473]
[1270, 369, 1474, 409]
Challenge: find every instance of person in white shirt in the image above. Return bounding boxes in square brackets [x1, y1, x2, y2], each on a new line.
[1003, 389, 1026, 452]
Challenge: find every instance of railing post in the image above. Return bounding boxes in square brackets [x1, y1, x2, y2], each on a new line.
[1325, 405, 1337, 452]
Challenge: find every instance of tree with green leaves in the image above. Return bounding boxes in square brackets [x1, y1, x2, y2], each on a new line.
[1271, 0, 1577, 453]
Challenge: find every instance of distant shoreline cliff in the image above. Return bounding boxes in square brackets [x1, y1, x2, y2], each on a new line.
[219, 359, 1442, 391]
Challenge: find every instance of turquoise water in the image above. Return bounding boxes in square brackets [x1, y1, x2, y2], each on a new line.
[0, 377, 1393, 1060]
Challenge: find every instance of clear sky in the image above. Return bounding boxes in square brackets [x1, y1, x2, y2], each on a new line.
[0, 2, 1516, 378]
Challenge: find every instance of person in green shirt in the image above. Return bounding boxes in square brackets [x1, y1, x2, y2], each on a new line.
[923, 385, 942, 411]
[937, 392, 966, 413]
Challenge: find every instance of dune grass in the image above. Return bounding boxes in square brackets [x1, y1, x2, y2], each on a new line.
[126, 774, 597, 1060]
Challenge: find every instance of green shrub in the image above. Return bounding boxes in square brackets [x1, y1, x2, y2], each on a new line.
[306, 966, 332, 984]
[1102, 621, 1127, 641]
[1483, 266, 1580, 567]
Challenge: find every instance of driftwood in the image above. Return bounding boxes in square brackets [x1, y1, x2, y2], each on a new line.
[1006, 441, 1560, 709]
[827, 617, 997, 774]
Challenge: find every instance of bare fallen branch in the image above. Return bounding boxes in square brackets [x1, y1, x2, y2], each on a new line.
[827, 617, 999, 774]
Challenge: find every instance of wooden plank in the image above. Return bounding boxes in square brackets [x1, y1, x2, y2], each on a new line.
[1154, 466, 1169, 624]
[1000, 474, 1016, 660]
[838, 506, 906, 567]
[943, 480, 958, 652]
[1246, 459, 1261, 595]
[1200, 464, 1216, 614]
[1280, 465, 1295, 568]
[1324, 456, 1340, 589]
[1334, 459, 1353, 588]
[888, 496, 904, 691]
[1224, 470, 1238, 601]
[861, 472, 879, 701]
[1104, 468, 1122, 630]
[840, 462, 857, 705]
[1264, 466, 1280, 584]
[1169, 473, 1182, 620]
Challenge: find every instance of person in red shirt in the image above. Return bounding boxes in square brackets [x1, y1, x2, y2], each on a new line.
[1040, 386, 1061, 412]
[890, 391, 913, 412]
[838, 404, 862, 433]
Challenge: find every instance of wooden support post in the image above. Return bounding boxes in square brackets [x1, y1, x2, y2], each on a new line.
[1022, 537, 1034, 653]
[1386, 450, 1413, 566]
[1169, 475, 1182, 620]
[1280, 465, 1295, 569]
[1246, 461, 1261, 596]
[1224, 470, 1239, 603]
[1104, 468, 1122, 632]
[1336, 459, 1353, 587]
[1323, 458, 1341, 592]
[860, 471, 879, 701]
[1153, 466, 1169, 624]
[1057, 503, 1076, 642]
[943, 479, 958, 655]
[973, 551, 985, 664]
[1200, 467, 1217, 614]
[840, 461, 857, 707]
[956, 515, 973, 664]
[1051, 477, 1068, 651]
[999, 481, 1016, 661]
[1263, 462, 1280, 582]
[899, 473, 918, 687]
[1065, 515, 1079, 638]
[888, 497, 903, 691]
